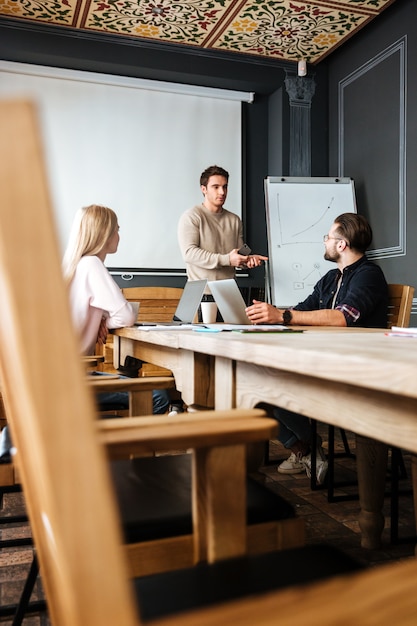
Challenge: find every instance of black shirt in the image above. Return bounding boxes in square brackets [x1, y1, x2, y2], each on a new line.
[293, 256, 388, 328]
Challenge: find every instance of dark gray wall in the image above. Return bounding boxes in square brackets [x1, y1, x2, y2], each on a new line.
[326, 0, 417, 320]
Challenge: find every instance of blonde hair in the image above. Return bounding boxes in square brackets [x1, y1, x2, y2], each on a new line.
[63, 204, 118, 283]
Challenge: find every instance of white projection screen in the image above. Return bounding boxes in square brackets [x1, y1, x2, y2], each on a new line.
[0, 61, 252, 273]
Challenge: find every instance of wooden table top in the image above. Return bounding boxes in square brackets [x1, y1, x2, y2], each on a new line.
[114, 326, 417, 401]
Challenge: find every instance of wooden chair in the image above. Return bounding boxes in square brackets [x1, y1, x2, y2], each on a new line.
[387, 283, 415, 329]
[97, 286, 184, 376]
[99, 411, 304, 578]
[386, 284, 415, 540]
[85, 327, 302, 572]
[0, 103, 304, 623]
[87, 287, 181, 414]
[123, 285, 185, 381]
[88, 375, 175, 417]
[96, 285, 184, 412]
[5, 99, 417, 626]
[0, 372, 173, 621]
[122, 287, 184, 323]
[123, 285, 187, 407]
[0, 366, 172, 483]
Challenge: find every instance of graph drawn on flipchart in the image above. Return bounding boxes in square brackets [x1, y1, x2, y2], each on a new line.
[264, 178, 356, 306]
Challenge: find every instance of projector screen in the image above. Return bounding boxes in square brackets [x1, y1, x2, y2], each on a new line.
[0, 61, 251, 273]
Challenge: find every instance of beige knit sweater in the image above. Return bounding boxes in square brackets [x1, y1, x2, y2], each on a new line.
[178, 203, 244, 283]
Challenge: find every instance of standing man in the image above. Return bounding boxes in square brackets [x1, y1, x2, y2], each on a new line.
[178, 165, 268, 283]
[245, 212, 388, 484]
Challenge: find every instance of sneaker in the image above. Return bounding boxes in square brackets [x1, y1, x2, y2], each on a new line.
[302, 446, 328, 485]
[168, 403, 184, 416]
[277, 451, 305, 475]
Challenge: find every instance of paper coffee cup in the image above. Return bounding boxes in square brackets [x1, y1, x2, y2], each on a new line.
[130, 301, 140, 323]
[201, 301, 218, 324]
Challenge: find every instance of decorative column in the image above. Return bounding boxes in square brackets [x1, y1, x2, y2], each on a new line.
[284, 74, 316, 176]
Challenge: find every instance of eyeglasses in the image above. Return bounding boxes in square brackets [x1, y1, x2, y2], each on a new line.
[323, 234, 343, 242]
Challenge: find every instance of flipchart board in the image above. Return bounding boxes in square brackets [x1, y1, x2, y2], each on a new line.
[264, 177, 357, 307]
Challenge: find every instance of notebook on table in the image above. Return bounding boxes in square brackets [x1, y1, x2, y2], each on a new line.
[135, 279, 207, 326]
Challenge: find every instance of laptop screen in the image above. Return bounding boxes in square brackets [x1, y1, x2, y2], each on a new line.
[174, 279, 207, 323]
[208, 279, 249, 324]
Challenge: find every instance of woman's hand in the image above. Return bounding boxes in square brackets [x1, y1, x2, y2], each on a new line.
[96, 317, 108, 345]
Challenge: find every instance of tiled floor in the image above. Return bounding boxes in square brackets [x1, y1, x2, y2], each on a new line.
[0, 426, 416, 624]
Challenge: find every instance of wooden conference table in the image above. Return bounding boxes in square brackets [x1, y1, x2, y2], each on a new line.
[113, 325, 417, 550]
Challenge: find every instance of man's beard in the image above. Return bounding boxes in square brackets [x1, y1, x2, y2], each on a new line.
[324, 250, 339, 263]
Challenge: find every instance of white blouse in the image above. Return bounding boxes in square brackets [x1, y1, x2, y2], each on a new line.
[68, 255, 136, 355]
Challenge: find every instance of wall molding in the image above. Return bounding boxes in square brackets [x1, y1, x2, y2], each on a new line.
[338, 36, 407, 260]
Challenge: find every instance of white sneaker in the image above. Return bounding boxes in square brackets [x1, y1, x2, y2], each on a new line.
[302, 446, 328, 485]
[277, 451, 305, 475]
[168, 404, 184, 416]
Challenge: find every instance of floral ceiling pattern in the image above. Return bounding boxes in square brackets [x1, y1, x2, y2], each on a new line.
[0, 0, 397, 64]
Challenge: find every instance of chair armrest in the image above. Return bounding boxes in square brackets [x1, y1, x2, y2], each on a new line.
[82, 355, 105, 363]
[97, 409, 277, 456]
[81, 355, 105, 370]
[87, 376, 175, 393]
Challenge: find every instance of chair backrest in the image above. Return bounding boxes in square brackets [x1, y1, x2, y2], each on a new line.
[121, 286, 183, 323]
[0, 100, 278, 626]
[387, 283, 414, 329]
[0, 101, 139, 625]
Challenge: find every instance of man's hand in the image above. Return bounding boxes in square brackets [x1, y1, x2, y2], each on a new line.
[230, 250, 269, 268]
[246, 254, 268, 268]
[245, 299, 282, 324]
[230, 248, 249, 267]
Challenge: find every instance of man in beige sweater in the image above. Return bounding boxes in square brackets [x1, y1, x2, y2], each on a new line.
[178, 165, 267, 284]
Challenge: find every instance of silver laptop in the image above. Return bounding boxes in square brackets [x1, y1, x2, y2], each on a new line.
[135, 279, 207, 326]
[208, 279, 250, 324]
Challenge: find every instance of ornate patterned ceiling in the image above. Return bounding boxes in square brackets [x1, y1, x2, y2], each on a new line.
[0, 0, 396, 65]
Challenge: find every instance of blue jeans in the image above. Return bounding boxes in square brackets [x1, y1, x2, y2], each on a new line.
[272, 406, 312, 449]
[92, 372, 170, 415]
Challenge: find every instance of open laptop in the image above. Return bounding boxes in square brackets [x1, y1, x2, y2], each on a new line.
[135, 279, 207, 326]
[207, 279, 250, 324]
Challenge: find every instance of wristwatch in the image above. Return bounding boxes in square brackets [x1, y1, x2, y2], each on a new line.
[282, 309, 293, 325]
